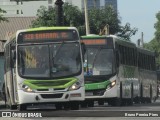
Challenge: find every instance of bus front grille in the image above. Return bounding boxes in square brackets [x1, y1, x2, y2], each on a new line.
[85, 89, 106, 96]
[40, 93, 63, 99]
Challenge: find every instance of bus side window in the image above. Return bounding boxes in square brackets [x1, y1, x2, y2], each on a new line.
[116, 50, 120, 68]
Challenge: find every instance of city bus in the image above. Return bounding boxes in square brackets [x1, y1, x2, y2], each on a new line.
[81, 34, 157, 106]
[4, 27, 85, 110]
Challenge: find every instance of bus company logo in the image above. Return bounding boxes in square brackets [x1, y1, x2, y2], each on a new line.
[2, 112, 11, 117]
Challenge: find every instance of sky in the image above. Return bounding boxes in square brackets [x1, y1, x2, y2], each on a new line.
[118, 0, 160, 43]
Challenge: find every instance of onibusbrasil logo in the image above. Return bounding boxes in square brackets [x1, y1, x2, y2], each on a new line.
[1, 112, 42, 118]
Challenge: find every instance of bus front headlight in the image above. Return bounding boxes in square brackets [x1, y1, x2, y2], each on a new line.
[111, 80, 116, 87]
[22, 84, 34, 92]
[106, 80, 116, 90]
[69, 82, 81, 91]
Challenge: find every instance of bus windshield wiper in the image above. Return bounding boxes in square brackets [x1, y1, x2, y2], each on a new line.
[52, 42, 65, 63]
[92, 48, 101, 70]
[51, 42, 65, 73]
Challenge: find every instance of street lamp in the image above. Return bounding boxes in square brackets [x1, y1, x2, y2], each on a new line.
[84, 0, 90, 35]
[55, 0, 64, 26]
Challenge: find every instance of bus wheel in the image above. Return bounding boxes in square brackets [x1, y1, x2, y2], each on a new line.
[127, 98, 133, 106]
[18, 104, 27, 111]
[98, 100, 104, 105]
[141, 97, 145, 104]
[70, 102, 79, 110]
[63, 103, 70, 110]
[55, 103, 63, 110]
[80, 101, 88, 108]
[109, 98, 121, 106]
[87, 101, 94, 107]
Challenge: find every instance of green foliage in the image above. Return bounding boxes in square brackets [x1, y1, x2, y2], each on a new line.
[144, 11, 160, 68]
[0, 8, 8, 22]
[31, 3, 137, 40]
[118, 23, 138, 41]
[88, 5, 120, 35]
[31, 6, 56, 27]
[144, 39, 160, 68]
[154, 12, 160, 42]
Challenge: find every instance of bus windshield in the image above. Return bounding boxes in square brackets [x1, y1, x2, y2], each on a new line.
[84, 47, 114, 76]
[18, 42, 81, 79]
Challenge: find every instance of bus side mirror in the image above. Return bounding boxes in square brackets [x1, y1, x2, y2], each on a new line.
[81, 42, 86, 62]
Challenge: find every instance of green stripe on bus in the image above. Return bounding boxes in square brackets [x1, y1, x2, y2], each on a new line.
[85, 80, 110, 90]
[26, 27, 71, 32]
[23, 77, 77, 89]
[81, 35, 105, 39]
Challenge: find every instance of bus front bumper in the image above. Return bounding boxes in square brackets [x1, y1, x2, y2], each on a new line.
[18, 87, 85, 104]
[85, 85, 118, 100]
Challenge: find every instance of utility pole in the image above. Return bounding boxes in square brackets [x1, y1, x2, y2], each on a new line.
[55, 0, 64, 26]
[141, 32, 144, 48]
[84, 0, 90, 35]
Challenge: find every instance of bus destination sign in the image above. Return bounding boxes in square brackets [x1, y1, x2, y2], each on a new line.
[24, 32, 70, 40]
[18, 30, 78, 43]
[81, 39, 107, 45]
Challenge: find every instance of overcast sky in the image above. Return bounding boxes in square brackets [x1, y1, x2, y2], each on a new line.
[118, 0, 160, 43]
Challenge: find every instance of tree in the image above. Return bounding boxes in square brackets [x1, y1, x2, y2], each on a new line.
[32, 3, 86, 34]
[144, 39, 160, 67]
[87, 5, 137, 41]
[154, 12, 160, 42]
[31, 6, 57, 27]
[118, 23, 138, 41]
[0, 8, 8, 22]
[31, 3, 137, 40]
[143, 11, 160, 68]
[88, 5, 120, 35]
[32, 3, 84, 27]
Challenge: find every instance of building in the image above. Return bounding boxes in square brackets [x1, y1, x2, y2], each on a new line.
[0, 0, 117, 17]
[0, 17, 36, 52]
[81, 0, 117, 11]
[101, 0, 117, 11]
[0, 0, 54, 17]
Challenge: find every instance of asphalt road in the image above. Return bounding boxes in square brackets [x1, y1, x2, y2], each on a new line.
[0, 98, 160, 120]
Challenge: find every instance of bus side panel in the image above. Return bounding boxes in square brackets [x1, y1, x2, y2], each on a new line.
[119, 65, 139, 99]
[139, 69, 157, 99]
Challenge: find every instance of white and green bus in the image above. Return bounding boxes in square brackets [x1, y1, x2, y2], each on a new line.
[81, 35, 157, 107]
[4, 27, 85, 111]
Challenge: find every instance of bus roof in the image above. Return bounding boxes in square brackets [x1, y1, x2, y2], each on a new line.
[81, 35, 106, 39]
[21, 26, 77, 32]
[137, 47, 155, 56]
[81, 34, 136, 48]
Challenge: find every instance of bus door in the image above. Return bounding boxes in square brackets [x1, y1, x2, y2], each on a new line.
[10, 43, 18, 103]
[0, 52, 4, 99]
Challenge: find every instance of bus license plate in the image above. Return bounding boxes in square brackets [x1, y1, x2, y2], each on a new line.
[85, 92, 93, 96]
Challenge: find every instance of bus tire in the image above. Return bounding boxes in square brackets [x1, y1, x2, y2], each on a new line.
[98, 100, 104, 105]
[109, 98, 121, 106]
[18, 104, 27, 111]
[63, 102, 70, 110]
[87, 101, 94, 107]
[148, 84, 153, 103]
[80, 101, 88, 108]
[55, 103, 63, 110]
[127, 83, 133, 106]
[70, 101, 79, 110]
